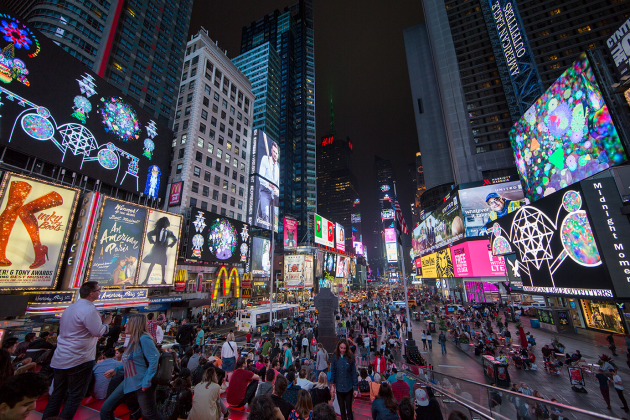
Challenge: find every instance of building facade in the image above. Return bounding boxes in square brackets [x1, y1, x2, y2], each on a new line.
[15, 0, 192, 128]
[166, 30, 255, 224]
[240, 0, 316, 242]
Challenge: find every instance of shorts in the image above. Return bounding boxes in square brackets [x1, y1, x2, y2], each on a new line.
[223, 356, 236, 371]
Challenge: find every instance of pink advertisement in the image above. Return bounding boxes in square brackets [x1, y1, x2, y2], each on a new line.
[450, 240, 505, 277]
[384, 228, 396, 243]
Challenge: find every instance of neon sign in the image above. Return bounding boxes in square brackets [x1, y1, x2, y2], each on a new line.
[322, 137, 333, 146]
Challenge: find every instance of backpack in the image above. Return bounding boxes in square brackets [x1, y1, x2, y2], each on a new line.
[140, 340, 175, 386]
[358, 380, 370, 393]
[162, 391, 180, 420]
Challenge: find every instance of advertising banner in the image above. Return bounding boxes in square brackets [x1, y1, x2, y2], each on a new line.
[412, 191, 464, 257]
[136, 209, 182, 286]
[323, 252, 336, 282]
[386, 243, 398, 262]
[336, 255, 349, 278]
[250, 174, 279, 232]
[335, 223, 346, 251]
[314, 213, 334, 247]
[168, 182, 183, 206]
[285, 254, 305, 287]
[353, 242, 364, 256]
[251, 237, 271, 276]
[304, 255, 313, 288]
[489, 181, 616, 298]
[384, 228, 396, 243]
[185, 207, 250, 264]
[509, 53, 626, 202]
[351, 213, 361, 223]
[381, 209, 395, 220]
[606, 17, 630, 80]
[435, 248, 454, 278]
[459, 180, 526, 237]
[283, 218, 297, 247]
[87, 198, 146, 286]
[0, 173, 79, 289]
[0, 10, 172, 200]
[415, 257, 422, 276]
[421, 253, 437, 278]
[450, 240, 506, 277]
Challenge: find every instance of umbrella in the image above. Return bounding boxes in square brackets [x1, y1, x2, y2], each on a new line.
[519, 326, 527, 348]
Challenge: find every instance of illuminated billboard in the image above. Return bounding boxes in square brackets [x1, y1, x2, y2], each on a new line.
[381, 209, 395, 220]
[353, 241, 364, 255]
[314, 213, 334, 248]
[284, 254, 306, 287]
[421, 253, 437, 278]
[137, 209, 182, 286]
[0, 11, 172, 200]
[248, 130, 279, 232]
[384, 228, 396, 243]
[420, 249, 454, 279]
[607, 17, 630, 80]
[251, 237, 271, 276]
[323, 252, 336, 282]
[510, 53, 626, 202]
[386, 243, 398, 262]
[336, 255, 349, 278]
[412, 191, 464, 257]
[489, 178, 630, 298]
[459, 179, 526, 237]
[351, 213, 361, 223]
[450, 240, 505, 278]
[185, 207, 250, 264]
[0, 173, 79, 289]
[336, 223, 345, 251]
[283, 218, 297, 247]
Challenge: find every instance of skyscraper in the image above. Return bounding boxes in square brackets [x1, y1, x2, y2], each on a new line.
[240, 0, 316, 242]
[375, 156, 397, 275]
[167, 30, 255, 222]
[14, 0, 193, 127]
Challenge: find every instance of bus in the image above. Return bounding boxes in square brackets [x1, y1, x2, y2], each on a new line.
[236, 304, 300, 333]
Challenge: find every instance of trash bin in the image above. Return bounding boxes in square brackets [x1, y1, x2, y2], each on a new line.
[530, 319, 540, 328]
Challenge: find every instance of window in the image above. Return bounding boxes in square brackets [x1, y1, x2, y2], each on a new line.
[238, 200, 243, 210]
[209, 130, 216, 140]
[206, 157, 212, 167]
[242, 151, 247, 160]
[191, 181, 199, 193]
[195, 151, 202, 162]
[197, 136, 204, 147]
[201, 110, 208, 120]
[181, 134, 187, 144]
[217, 149, 223, 158]
[201, 201, 207, 210]
[222, 99, 228, 109]
[237, 214, 242, 221]
[220, 208, 226, 216]
[178, 149, 185, 159]
[224, 167, 230, 176]
[218, 136, 224, 145]
[203, 97, 209, 107]
[240, 162, 245, 171]
[188, 80, 195, 89]
[212, 104, 219, 113]
[230, 197, 235, 207]
[204, 171, 211, 182]
[190, 68, 196, 78]
[211, 117, 217, 127]
[211, 204, 217, 213]
[228, 129, 233, 138]
[193, 167, 200, 177]
[243, 129, 247, 137]
[240, 175, 245, 184]
[223, 180, 228, 190]
[202, 186, 209, 197]
[214, 175, 221, 186]
[225, 154, 231, 164]
[232, 171, 237, 180]
[183, 120, 189, 129]
[221, 111, 226, 119]
[212, 190, 219, 200]
[205, 84, 211, 95]
[237, 112, 242, 120]
[230, 106, 235, 115]
[239, 187, 244, 197]
[187, 93, 193, 103]
[220, 123, 225, 133]
[221, 193, 227, 204]
[216, 162, 221, 171]
[190, 197, 197, 207]
[244, 118, 249, 126]
[184, 106, 191, 116]
[199, 123, 206, 134]
[229, 211, 234, 218]
[176, 163, 182, 174]
[233, 159, 238, 168]
[227, 141, 232, 150]
[208, 143, 214, 154]
[214, 92, 220, 101]
[231, 183, 236, 193]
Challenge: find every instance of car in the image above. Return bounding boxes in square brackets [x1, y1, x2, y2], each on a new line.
[446, 304, 465, 313]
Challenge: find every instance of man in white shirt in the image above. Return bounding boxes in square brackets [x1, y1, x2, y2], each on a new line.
[302, 336, 309, 358]
[613, 369, 630, 412]
[296, 368, 314, 391]
[257, 140, 279, 228]
[156, 324, 164, 345]
[43, 281, 110, 420]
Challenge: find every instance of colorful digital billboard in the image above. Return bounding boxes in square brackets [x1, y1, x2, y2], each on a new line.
[314, 213, 334, 248]
[248, 130, 279, 232]
[251, 237, 271, 276]
[137, 209, 182, 286]
[386, 243, 398, 262]
[459, 179, 526, 237]
[381, 209, 395, 220]
[510, 53, 627, 202]
[421, 253, 437, 278]
[450, 240, 506, 278]
[384, 228, 396, 243]
[322, 252, 336, 282]
[353, 242, 364, 255]
[336, 255, 349, 278]
[283, 218, 297, 247]
[185, 207, 250, 264]
[0, 173, 79, 289]
[0, 11, 172, 200]
[488, 178, 630, 298]
[284, 254, 305, 287]
[412, 190, 464, 257]
[351, 213, 361, 223]
[336, 223, 345, 251]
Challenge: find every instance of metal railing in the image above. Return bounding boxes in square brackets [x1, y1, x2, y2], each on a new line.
[403, 368, 623, 420]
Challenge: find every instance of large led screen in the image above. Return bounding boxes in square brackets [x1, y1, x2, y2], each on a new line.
[314, 213, 334, 248]
[384, 228, 396, 243]
[137, 209, 182, 286]
[285, 255, 304, 287]
[510, 53, 627, 202]
[450, 240, 505, 278]
[386, 243, 398, 262]
[252, 130, 280, 182]
[488, 180, 621, 298]
[412, 191, 464, 257]
[336, 223, 345, 251]
[336, 255, 349, 278]
[251, 237, 270, 276]
[0, 173, 79, 289]
[459, 180, 526, 237]
[283, 218, 297, 247]
[185, 207, 250, 264]
[322, 252, 336, 282]
[87, 198, 147, 286]
[0, 11, 172, 200]
[250, 174, 279, 232]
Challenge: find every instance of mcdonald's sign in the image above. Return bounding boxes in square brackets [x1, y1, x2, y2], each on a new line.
[212, 267, 241, 300]
[175, 269, 187, 293]
[242, 272, 252, 289]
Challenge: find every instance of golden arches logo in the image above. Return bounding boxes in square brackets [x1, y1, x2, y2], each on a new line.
[229, 268, 240, 298]
[212, 267, 240, 299]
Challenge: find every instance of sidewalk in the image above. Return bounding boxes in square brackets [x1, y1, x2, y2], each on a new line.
[407, 311, 630, 419]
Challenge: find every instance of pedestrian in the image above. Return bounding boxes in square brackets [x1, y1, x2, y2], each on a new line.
[421, 330, 427, 350]
[595, 370, 612, 410]
[612, 369, 630, 412]
[607, 333, 618, 356]
[100, 314, 161, 420]
[330, 339, 359, 420]
[221, 332, 238, 373]
[371, 382, 399, 420]
[43, 281, 111, 420]
[426, 331, 433, 350]
[438, 331, 447, 354]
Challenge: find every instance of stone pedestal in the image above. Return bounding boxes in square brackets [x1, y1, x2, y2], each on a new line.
[314, 288, 339, 353]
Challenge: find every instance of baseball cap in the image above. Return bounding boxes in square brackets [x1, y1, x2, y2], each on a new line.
[485, 192, 500, 202]
[396, 372, 404, 381]
[415, 389, 429, 406]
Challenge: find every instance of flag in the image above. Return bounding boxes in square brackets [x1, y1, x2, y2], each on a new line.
[394, 199, 409, 235]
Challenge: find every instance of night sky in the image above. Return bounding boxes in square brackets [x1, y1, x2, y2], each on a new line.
[189, 0, 424, 264]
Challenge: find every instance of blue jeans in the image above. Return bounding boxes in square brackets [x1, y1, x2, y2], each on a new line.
[43, 360, 95, 420]
[100, 382, 161, 420]
[428, 340, 432, 350]
[440, 342, 447, 354]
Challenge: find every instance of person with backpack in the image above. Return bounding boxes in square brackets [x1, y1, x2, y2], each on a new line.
[357, 368, 371, 395]
[221, 333, 238, 373]
[99, 314, 161, 420]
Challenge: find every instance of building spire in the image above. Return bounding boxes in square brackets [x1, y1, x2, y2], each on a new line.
[330, 93, 335, 136]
